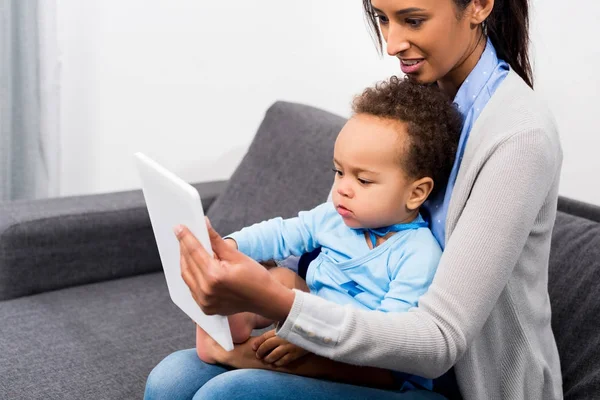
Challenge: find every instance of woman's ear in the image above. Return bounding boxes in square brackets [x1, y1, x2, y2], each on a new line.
[406, 177, 434, 211]
[470, 0, 494, 25]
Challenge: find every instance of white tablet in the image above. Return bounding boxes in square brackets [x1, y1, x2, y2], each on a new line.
[134, 152, 234, 351]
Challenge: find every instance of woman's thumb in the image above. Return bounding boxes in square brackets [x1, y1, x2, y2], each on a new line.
[205, 217, 233, 257]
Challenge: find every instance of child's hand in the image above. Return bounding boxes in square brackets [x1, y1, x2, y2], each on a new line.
[251, 329, 309, 367]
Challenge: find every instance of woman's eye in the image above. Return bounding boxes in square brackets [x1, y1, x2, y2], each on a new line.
[374, 13, 389, 25]
[406, 18, 423, 28]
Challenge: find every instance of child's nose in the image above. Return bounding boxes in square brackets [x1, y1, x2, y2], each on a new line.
[337, 182, 352, 198]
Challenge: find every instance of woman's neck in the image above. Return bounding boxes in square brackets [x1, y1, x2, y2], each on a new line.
[437, 34, 487, 98]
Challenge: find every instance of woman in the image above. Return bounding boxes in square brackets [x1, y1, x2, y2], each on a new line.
[145, 0, 563, 398]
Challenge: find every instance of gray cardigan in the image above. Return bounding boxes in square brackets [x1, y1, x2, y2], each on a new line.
[277, 70, 564, 400]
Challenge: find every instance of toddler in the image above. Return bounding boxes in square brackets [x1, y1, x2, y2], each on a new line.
[198, 76, 462, 391]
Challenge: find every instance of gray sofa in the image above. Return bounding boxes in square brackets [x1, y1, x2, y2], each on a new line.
[1, 101, 599, 399]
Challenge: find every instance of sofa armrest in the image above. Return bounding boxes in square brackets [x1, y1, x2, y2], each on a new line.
[0, 180, 228, 301]
[558, 195, 600, 223]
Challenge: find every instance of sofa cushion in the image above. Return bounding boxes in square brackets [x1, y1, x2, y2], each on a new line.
[549, 206, 600, 399]
[0, 273, 194, 399]
[207, 101, 346, 235]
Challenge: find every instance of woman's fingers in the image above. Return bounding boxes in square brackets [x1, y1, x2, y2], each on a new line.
[180, 242, 203, 302]
[180, 242, 194, 288]
[178, 229, 216, 312]
[175, 225, 213, 270]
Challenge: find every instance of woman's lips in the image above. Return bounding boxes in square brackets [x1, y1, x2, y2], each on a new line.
[337, 205, 353, 218]
[400, 59, 424, 74]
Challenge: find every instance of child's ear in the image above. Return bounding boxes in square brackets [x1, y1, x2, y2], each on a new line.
[406, 177, 434, 211]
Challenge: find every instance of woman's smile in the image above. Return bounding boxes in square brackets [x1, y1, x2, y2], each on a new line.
[400, 58, 425, 74]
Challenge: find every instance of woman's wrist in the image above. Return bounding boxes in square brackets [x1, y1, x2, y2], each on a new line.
[262, 279, 295, 322]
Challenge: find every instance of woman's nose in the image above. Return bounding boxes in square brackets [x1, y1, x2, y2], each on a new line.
[385, 24, 410, 56]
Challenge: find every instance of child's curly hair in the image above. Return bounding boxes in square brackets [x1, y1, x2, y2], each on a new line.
[352, 76, 462, 196]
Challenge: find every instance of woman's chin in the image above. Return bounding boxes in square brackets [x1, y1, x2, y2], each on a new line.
[404, 73, 436, 85]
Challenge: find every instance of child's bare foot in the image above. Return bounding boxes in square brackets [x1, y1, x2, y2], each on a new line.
[227, 268, 305, 344]
[195, 325, 218, 364]
[228, 312, 258, 343]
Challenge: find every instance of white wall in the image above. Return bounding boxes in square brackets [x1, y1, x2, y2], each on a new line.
[57, 0, 600, 205]
[56, 0, 397, 197]
[529, 0, 600, 205]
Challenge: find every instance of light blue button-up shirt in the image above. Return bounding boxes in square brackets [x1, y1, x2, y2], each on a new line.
[424, 39, 509, 249]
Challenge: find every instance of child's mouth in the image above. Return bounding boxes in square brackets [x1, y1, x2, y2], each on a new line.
[337, 205, 353, 218]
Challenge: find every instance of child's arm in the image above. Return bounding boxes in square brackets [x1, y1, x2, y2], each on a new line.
[377, 233, 442, 313]
[227, 203, 332, 262]
[224, 238, 277, 268]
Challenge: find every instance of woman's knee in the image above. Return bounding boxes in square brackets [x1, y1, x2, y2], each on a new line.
[144, 349, 196, 399]
[194, 369, 283, 400]
[144, 348, 226, 400]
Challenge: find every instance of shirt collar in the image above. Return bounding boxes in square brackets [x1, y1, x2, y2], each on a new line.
[453, 38, 501, 117]
[360, 213, 427, 248]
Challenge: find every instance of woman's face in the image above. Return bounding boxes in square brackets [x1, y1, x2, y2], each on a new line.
[371, 0, 481, 88]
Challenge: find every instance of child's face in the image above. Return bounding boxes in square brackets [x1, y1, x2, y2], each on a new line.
[332, 114, 420, 229]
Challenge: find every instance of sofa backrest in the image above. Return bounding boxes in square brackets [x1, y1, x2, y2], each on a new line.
[208, 101, 345, 234]
[550, 197, 600, 399]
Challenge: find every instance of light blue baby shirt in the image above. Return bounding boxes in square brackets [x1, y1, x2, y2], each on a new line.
[228, 202, 442, 313]
[424, 39, 509, 248]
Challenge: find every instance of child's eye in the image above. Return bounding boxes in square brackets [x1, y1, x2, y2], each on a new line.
[358, 178, 372, 185]
[374, 13, 389, 25]
[406, 18, 423, 28]
[332, 168, 343, 176]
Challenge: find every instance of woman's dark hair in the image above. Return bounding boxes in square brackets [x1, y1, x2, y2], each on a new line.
[352, 76, 463, 196]
[362, 0, 534, 88]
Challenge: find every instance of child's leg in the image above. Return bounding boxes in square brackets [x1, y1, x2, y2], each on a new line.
[227, 267, 309, 344]
[197, 267, 309, 363]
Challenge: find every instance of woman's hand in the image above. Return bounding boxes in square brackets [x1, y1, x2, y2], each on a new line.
[176, 218, 295, 320]
[223, 238, 238, 250]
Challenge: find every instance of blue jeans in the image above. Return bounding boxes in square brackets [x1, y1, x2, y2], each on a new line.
[144, 349, 447, 400]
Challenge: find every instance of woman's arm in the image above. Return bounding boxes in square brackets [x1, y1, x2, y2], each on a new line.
[178, 129, 560, 378]
[276, 131, 561, 378]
